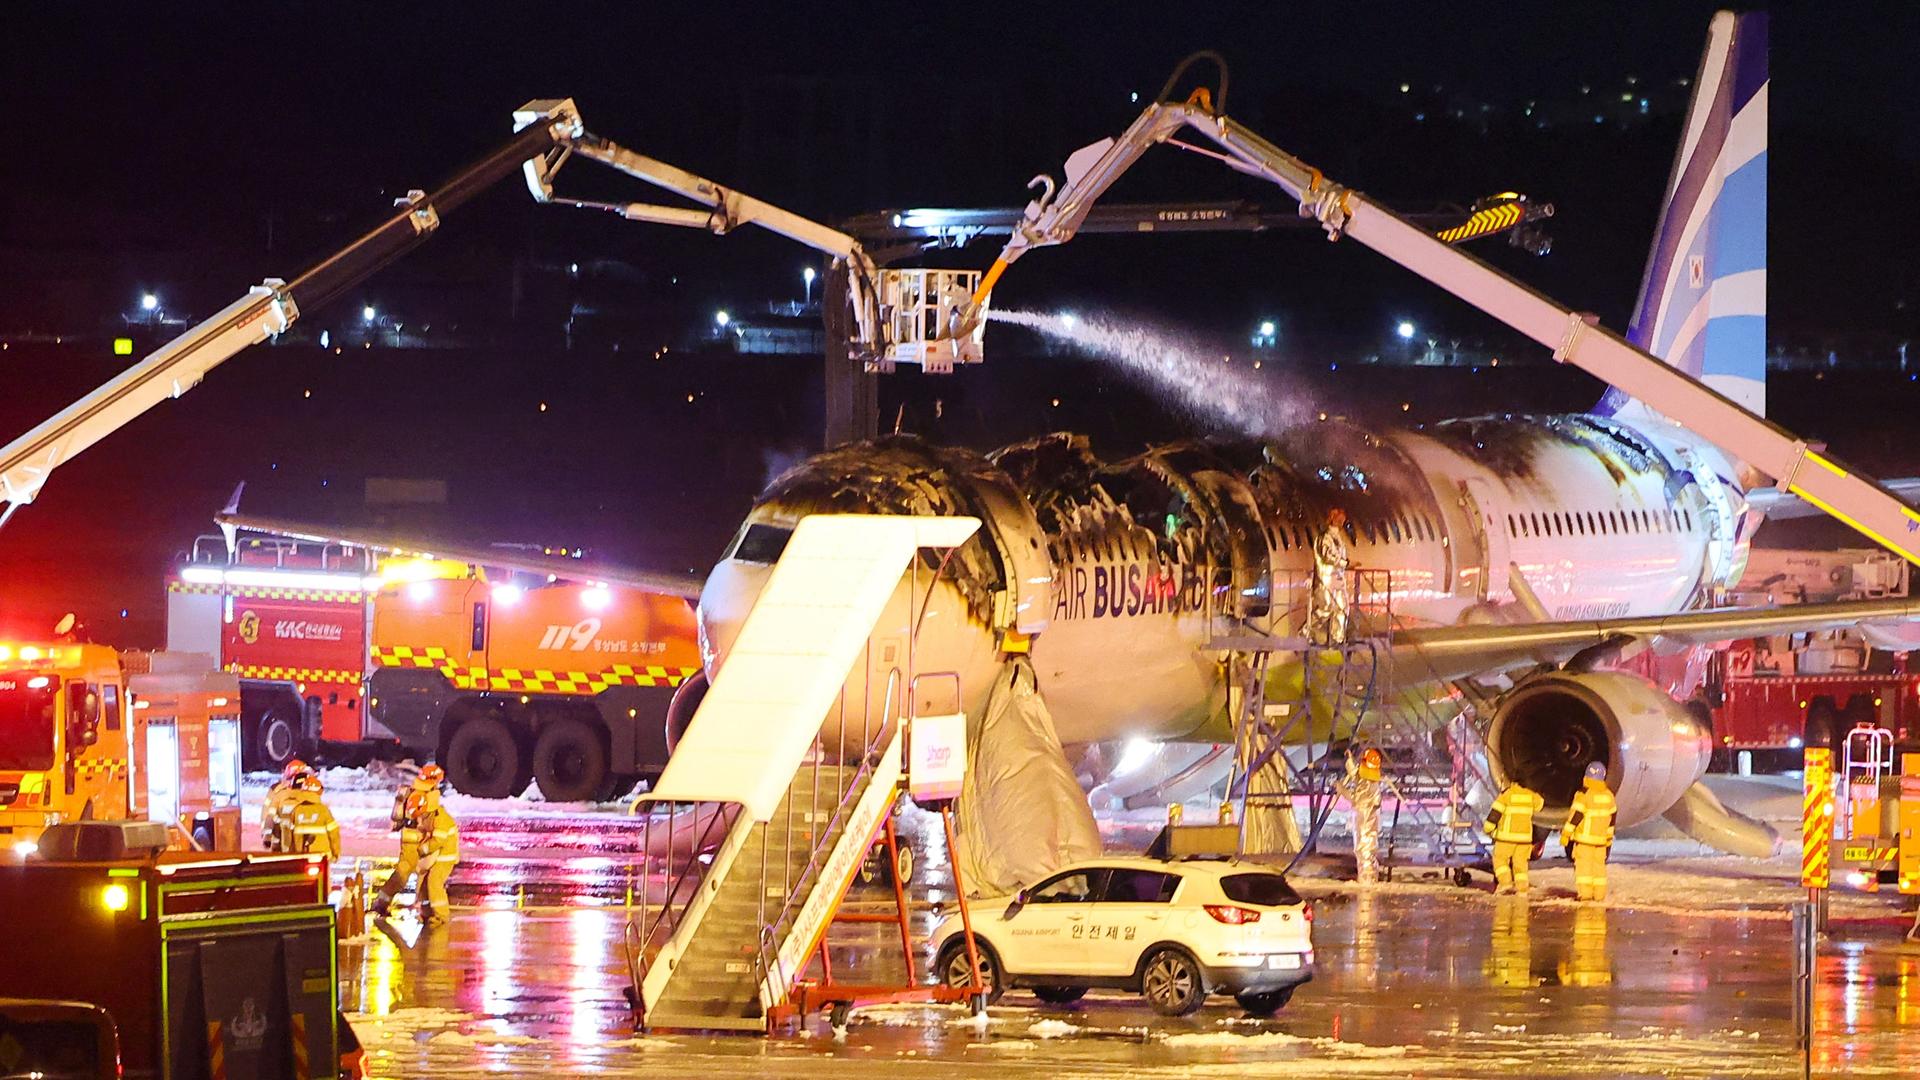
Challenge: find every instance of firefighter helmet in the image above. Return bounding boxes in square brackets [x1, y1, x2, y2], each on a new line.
[281, 758, 311, 784]
[1584, 761, 1607, 782]
[415, 764, 446, 789]
[292, 771, 325, 794]
[1327, 507, 1348, 527]
[1358, 746, 1384, 782]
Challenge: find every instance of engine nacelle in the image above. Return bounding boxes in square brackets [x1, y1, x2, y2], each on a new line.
[1486, 671, 1710, 827]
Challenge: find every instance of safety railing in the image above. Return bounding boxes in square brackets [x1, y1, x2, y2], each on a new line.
[621, 795, 742, 1020]
[750, 666, 907, 1006]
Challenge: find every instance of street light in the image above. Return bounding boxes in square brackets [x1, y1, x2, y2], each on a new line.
[1259, 321, 1276, 338]
[363, 305, 377, 324]
[1396, 321, 1416, 340]
[714, 310, 731, 329]
[802, 266, 816, 304]
[140, 293, 158, 312]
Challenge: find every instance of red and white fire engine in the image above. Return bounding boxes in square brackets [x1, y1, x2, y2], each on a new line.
[1704, 548, 1917, 757]
[165, 533, 372, 771]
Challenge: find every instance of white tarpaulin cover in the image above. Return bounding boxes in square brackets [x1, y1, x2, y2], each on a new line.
[957, 657, 1101, 893]
[650, 513, 979, 821]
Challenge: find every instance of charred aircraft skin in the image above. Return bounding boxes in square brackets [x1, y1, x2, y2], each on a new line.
[698, 412, 1750, 829]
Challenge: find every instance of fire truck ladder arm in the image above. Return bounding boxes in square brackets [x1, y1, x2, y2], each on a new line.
[516, 99, 883, 358]
[0, 108, 576, 521]
[958, 84, 1920, 566]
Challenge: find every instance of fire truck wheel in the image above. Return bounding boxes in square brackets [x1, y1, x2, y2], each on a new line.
[532, 718, 609, 803]
[252, 701, 301, 773]
[445, 716, 524, 799]
[1805, 700, 1842, 757]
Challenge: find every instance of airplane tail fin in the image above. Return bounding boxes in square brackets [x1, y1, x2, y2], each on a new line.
[1598, 10, 1768, 420]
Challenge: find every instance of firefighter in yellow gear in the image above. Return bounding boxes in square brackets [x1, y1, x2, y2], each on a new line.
[1485, 780, 1546, 895]
[371, 765, 444, 918]
[259, 759, 312, 853]
[280, 772, 342, 860]
[1563, 762, 1617, 902]
[413, 784, 460, 926]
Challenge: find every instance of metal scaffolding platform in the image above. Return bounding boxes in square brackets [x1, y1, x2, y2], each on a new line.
[1208, 568, 1493, 876]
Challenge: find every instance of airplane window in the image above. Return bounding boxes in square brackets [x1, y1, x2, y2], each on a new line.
[1505, 514, 1515, 536]
[1389, 518, 1403, 543]
[1343, 521, 1358, 544]
[1586, 512, 1599, 534]
[1683, 509, 1693, 531]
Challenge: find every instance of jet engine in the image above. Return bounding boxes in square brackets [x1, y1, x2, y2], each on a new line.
[1486, 671, 1711, 826]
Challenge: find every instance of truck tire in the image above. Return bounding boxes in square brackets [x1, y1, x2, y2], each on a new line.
[1805, 700, 1842, 759]
[532, 718, 609, 803]
[445, 716, 524, 799]
[251, 700, 301, 773]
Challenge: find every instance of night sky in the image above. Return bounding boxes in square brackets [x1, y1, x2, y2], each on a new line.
[2, 2, 1917, 642]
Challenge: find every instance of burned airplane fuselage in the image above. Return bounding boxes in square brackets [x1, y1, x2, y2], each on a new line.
[697, 413, 1747, 824]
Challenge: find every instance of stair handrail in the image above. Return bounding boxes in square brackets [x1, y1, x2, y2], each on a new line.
[622, 795, 742, 1022]
[751, 668, 906, 1009]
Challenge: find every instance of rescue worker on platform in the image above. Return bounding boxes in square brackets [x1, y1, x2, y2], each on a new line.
[1563, 761, 1617, 902]
[281, 771, 342, 860]
[371, 765, 442, 918]
[260, 759, 311, 852]
[1486, 778, 1546, 895]
[1336, 746, 1387, 884]
[1309, 507, 1353, 645]
[412, 779, 461, 926]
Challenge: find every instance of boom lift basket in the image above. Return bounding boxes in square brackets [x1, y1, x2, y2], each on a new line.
[874, 268, 985, 373]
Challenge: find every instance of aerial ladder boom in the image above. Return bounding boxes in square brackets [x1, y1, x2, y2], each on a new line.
[0, 104, 583, 525]
[515, 100, 983, 373]
[0, 96, 985, 523]
[959, 80, 1920, 566]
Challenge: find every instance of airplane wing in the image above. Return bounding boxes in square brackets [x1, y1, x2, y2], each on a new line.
[1391, 595, 1920, 683]
[217, 510, 707, 600]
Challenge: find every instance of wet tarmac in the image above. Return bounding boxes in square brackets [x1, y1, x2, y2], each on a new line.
[337, 833, 1920, 1078]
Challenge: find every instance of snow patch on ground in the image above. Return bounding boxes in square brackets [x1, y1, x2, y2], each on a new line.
[1161, 1030, 1413, 1057]
[1026, 1018, 1078, 1038]
[427, 1030, 540, 1047]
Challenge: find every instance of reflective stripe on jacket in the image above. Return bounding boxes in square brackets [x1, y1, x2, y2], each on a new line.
[1486, 784, 1545, 844]
[1564, 780, 1617, 847]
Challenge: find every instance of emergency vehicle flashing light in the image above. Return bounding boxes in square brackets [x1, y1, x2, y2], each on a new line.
[101, 883, 130, 912]
[179, 566, 367, 592]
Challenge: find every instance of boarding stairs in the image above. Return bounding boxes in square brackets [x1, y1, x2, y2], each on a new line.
[619, 514, 977, 1032]
[634, 742, 903, 1030]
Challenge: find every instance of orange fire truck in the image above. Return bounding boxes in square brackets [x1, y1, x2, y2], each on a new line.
[1, 640, 243, 853]
[168, 530, 703, 800]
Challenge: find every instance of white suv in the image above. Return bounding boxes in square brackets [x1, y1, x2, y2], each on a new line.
[929, 857, 1314, 1016]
